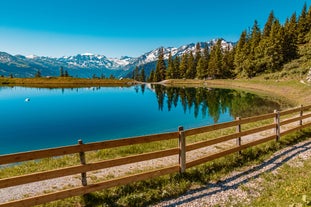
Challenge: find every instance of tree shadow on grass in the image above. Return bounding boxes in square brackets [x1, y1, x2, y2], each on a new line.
[157, 136, 311, 207]
[81, 130, 311, 207]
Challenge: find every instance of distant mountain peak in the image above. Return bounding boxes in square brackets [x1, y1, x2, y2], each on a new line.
[81, 52, 94, 56]
[0, 39, 234, 78]
[26, 54, 38, 59]
[120, 56, 133, 59]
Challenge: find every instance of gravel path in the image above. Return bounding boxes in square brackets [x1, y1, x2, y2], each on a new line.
[1, 119, 311, 206]
[2, 137, 310, 206]
[152, 138, 311, 207]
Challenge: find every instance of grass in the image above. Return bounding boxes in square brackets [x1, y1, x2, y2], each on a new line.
[0, 128, 309, 206]
[164, 78, 311, 106]
[35, 128, 311, 207]
[0, 77, 136, 88]
[1, 115, 310, 206]
[0, 127, 237, 179]
[231, 147, 311, 207]
[164, 43, 311, 107]
[248, 161, 311, 207]
[1, 46, 311, 205]
[0, 155, 80, 179]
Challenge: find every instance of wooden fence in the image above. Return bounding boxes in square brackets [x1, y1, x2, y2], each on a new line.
[1, 104, 311, 207]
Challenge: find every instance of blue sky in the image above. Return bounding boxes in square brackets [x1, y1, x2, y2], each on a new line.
[0, 0, 309, 58]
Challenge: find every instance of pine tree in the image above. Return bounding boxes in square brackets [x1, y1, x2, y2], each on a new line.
[254, 13, 276, 75]
[208, 39, 223, 78]
[237, 32, 252, 77]
[173, 56, 180, 79]
[179, 53, 188, 78]
[265, 19, 284, 72]
[249, 20, 261, 76]
[307, 5, 311, 28]
[283, 13, 298, 63]
[263, 11, 275, 38]
[194, 42, 202, 68]
[166, 52, 174, 79]
[186, 51, 196, 78]
[35, 70, 41, 78]
[133, 66, 139, 80]
[203, 44, 209, 60]
[196, 56, 207, 79]
[306, 5, 311, 41]
[154, 47, 166, 81]
[234, 30, 248, 76]
[202, 43, 209, 77]
[231, 5, 307, 78]
[148, 70, 155, 82]
[59, 66, 64, 77]
[250, 20, 261, 51]
[297, 3, 308, 44]
[222, 46, 235, 78]
[254, 37, 268, 74]
[140, 68, 146, 82]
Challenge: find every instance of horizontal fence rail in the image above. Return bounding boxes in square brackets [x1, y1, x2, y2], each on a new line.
[0, 131, 179, 165]
[1, 104, 311, 207]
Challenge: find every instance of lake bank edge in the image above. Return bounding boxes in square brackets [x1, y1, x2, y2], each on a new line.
[2, 77, 309, 106]
[162, 78, 311, 106]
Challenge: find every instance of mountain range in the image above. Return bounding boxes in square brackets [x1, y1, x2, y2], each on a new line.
[0, 39, 234, 78]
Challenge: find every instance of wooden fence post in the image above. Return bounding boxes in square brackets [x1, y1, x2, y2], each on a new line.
[78, 139, 87, 186]
[274, 110, 281, 141]
[300, 105, 304, 126]
[178, 126, 186, 174]
[236, 117, 242, 154]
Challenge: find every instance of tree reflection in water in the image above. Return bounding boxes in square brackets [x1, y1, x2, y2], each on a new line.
[146, 84, 285, 123]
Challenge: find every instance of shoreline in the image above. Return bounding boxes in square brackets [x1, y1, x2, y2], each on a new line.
[0, 77, 138, 88]
[1, 78, 311, 206]
[162, 79, 311, 106]
[2, 77, 310, 105]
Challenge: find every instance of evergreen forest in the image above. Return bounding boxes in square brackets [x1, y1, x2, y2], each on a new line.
[133, 3, 311, 81]
[151, 85, 282, 122]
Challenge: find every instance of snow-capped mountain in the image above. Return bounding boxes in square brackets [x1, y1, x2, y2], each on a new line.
[126, 39, 233, 68]
[58, 53, 120, 69]
[0, 39, 234, 78]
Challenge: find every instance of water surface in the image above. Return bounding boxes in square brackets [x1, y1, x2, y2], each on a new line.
[0, 85, 282, 154]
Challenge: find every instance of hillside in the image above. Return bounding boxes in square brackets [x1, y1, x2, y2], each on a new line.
[0, 40, 233, 79]
[261, 41, 311, 81]
[144, 4, 311, 83]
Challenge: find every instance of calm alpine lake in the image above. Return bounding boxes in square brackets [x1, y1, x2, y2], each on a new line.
[0, 85, 283, 155]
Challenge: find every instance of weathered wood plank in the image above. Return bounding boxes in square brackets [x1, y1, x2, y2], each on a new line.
[280, 113, 311, 126]
[0, 148, 179, 188]
[80, 131, 179, 151]
[178, 127, 186, 173]
[1, 104, 311, 207]
[0, 166, 179, 207]
[237, 113, 275, 125]
[0, 132, 178, 165]
[280, 122, 311, 136]
[185, 120, 240, 136]
[302, 105, 311, 111]
[281, 116, 304, 125]
[186, 135, 276, 168]
[185, 113, 275, 136]
[186, 123, 276, 152]
[280, 107, 304, 116]
[0, 145, 82, 165]
[303, 113, 311, 119]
